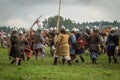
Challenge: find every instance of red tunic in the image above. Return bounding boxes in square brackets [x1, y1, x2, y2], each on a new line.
[24, 46, 31, 58]
[77, 36, 85, 49]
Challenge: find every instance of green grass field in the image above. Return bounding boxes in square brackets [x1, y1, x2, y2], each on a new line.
[0, 47, 120, 80]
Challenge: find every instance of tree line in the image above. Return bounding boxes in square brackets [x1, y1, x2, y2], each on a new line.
[43, 16, 120, 31]
[0, 16, 120, 33]
[0, 26, 25, 33]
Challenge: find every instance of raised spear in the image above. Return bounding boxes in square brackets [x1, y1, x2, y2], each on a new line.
[30, 15, 42, 30]
[56, 0, 61, 33]
[23, 15, 42, 36]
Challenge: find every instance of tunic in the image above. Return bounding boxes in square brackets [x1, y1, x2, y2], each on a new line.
[33, 31, 44, 49]
[9, 34, 21, 58]
[89, 32, 102, 59]
[55, 33, 69, 56]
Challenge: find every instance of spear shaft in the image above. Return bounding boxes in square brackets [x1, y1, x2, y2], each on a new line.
[30, 15, 42, 30]
[23, 15, 42, 36]
[56, 0, 61, 33]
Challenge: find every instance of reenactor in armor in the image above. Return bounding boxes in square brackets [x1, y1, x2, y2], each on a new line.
[106, 28, 118, 64]
[48, 27, 56, 57]
[18, 30, 28, 61]
[83, 26, 90, 51]
[54, 26, 71, 65]
[6, 34, 11, 54]
[75, 29, 85, 63]
[69, 28, 77, 61]
[33, 28, 44, 60]
[9, 30, 21, 66]
[88, 26, 102, 64]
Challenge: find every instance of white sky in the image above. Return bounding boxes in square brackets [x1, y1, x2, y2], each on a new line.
[0, 0, 120, 29]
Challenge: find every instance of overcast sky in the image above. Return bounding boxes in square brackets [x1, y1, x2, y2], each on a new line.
[0, 0, 120, 29]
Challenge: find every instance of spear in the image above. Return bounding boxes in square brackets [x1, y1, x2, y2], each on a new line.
[56, 0, 61, 33]
[23, 15, 42, 36]
[30, 15, 42, 30]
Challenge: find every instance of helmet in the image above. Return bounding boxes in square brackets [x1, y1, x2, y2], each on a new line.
[76, 29, 79, 32]
[54, 27, 57, 30]
[111, 27, 116, 30]
[86, 26, 90, 30]
[90, 29, 93, 33]
[93, 26, 99, 31]
[61, 25, 65, 30]
[7, 34, 11, 37]
[19, 30, 23, 34]
[49, 27, 53, 31]
[110, 27, 116, 33]
[71, 28, 76, 32]
[66, 29, 69, 32]
[115, 26, 118, 30]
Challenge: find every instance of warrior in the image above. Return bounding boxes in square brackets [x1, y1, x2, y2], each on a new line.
[88, 26, 102, 64]
[18, 30, 28, 61]
[24, 42, 32, 61]
[48, 27, 56, 57]
[83, 26, 90, 51]
[106, 28, 118, 64]
[9, 30, 21, 66]
[69, 28, 77, 61]
[75, 29, 85, 63]
[0, 32, 4, 48]
[33, 28, 44, 60]
[6, 34, 11, 54]
[54, 26, 71, 65]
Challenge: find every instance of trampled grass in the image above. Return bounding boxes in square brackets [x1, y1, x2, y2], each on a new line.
[0, 47, 120, 80]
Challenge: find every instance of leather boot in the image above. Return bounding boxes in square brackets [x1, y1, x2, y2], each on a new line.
[53, 57, 58, 65]
[75, 59, 79, 63]
[114, 59, 117, 63]
[18, 59, 21, 66]
[92, 58, 97, 64]
[67, 60, 71, 66]
[92, 58, 94, 64]
[62, 59, 65, 65]
[109, 58, 111, 64]
[94, 59, 97, 65]
[80, 56, 84, 62]
[113, 56, 117, 63]
[11, 60, 15, 64]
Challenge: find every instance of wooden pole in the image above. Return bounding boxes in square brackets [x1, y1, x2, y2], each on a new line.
[30, 15, 42, 30]
[23, 15, 42, 36]
[56, 0, 61, 33]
